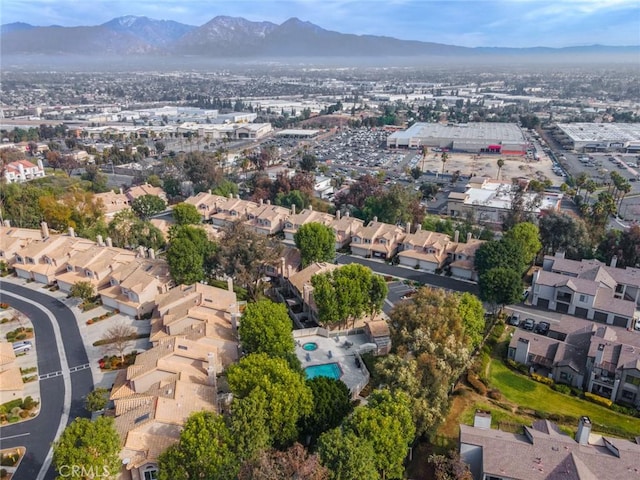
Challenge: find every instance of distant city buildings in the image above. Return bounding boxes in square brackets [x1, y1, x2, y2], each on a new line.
[555, 123, 640, 153]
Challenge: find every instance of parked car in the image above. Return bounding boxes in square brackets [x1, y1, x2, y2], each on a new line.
[534, 321, 551, 335]
[12, 341, 32, 353]
[523, 318, 535, 331]
[507, 314, 520, 326]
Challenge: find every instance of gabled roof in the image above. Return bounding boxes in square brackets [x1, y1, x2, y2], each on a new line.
[288, 262, 339, 295]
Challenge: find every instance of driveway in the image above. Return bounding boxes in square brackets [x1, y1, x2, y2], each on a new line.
[336, 255, 480, 296]
[0, 281, 93, 480]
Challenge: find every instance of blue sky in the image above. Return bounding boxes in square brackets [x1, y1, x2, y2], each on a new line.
[2, 0, 639, 47]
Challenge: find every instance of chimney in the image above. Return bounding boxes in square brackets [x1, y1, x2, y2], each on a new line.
[291, 204, 296, 215]
[228, 193, 233, 199]
[105, 237, 113, 248]
[473, 410, 492, 429]
[280, 257, 286, 277]
[3, 220, 10, 228]
[41, 221, 49, 239]
[266, 199, 271, 205]
[454, 230, 459, 243]
[308, 204, 313, 211]
[610, 255, 618, 269]
[96, 234, 104, 246]
[207, 352, 217, 387]
[467, 232, 472, 242]
[595, 343, 605, 365]
[148, 248, 155, 260]
[260, 198, 264, 205]
[373, 216, 378, 223]
[227, 277, 233, 293]
[335, 210, 341, 220]
[345, 211, 350, 217]
[287, 265, 293, 278]
[416, 224, 421, 231]
[555, 250, 566, 259]
[68, 226, 75, 238]
[405, 222, 411, 234]
[302, 284, 311, 304]
[208, 189, 212, 195]
[575, 416, 592, 445]
[119, 187, 124, 195]
[138, 246, 145, 257]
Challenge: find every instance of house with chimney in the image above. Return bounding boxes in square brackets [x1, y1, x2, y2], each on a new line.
[350, 220, 406, 260]
[246, 202, 291, 236]
[183, 191, 227, 222]
[100, 257, 172, 318]
[330, 211, 365, 250]
[282, 207, 335, 243]
[208, 195, 259, 228]
[150, 283, 241, 369]
[397, 226, 453, 272]
[0, 222, 46, 266]
[448, 238, 485, 281]
[125, 184, 167, 203]
[531, 253, 640, 329]
[111, 337, 219, 480]
[94, 190, 131, 219]
[460, 411, 640, 480]
[3, 159, 45, 183]
[285, 262, 340, 326]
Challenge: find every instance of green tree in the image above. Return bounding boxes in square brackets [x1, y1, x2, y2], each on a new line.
[172, 202, 202, 225]
[458, 292, 486, 350]
[294, 222, 336, 267]
[239, 300, 295, 359]
[275, 190, 311, 211]
[361, 184, 424, 226]
[311, 264, 386, 329]
[503, 222, 542, 265]
[84, 387, 110, 412]
[441, 151, 449, 176]
[230, 389, 271, 463]
[227, 353, 313, 446]
[300, 377, 354, 443]
[496, 158, 505, 180]
[479, 267, 522, 312]
[166, 225, 216, 285]
[131, 194, 166, 220]
[215, 221, 282, 301]
[538, 212, 592, 259]
[318, 429, 378, 480]
[53, 417, 121, 480]
[69, 280, 95, 302]
[410, 166, 422, 180]
[299, 153, 318, 172]
[474, 238, 527, 277]
[158, 411, 238, 480]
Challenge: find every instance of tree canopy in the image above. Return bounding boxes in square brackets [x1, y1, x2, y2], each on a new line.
[479, 267, 523, 312]
[53, 417, 121, 480]
[294, 222, 336, 267]
[318, 429, 378, 480]
[474, 237, 527, 277]
[131, 194, 166, 220]
[107, 209, 166, 251]
[172, 202, 202, 225]
[158, 411, 238, 480]
[503, 222, 541, 265]
[239, 443, 329, 480]
[539, 212, 593, 259]
[166, 225, 216, 285]
[311, 264, 388, 329]
[238, 299, 295, 360]
[300, 377, 354, 443]
[227, 353, 313, 446]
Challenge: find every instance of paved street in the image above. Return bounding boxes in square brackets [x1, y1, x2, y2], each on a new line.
[0, 281, 93, 480]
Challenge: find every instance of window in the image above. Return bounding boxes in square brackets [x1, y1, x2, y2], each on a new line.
[579, 294, 586, 302]
[143, 468, 158, 480]
[626, 375, 640, 387]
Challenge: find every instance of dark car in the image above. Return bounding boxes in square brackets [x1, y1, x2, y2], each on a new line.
[534, 321, 551, 335]
[523, 318, 535, 331]
[507, 314, 520, 326]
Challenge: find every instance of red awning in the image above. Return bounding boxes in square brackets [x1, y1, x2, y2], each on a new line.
[488, 144, 502, 149]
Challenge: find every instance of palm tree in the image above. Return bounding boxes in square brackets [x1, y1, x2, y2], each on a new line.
[497, 158, 505, 180]
[441, 151, 449, 177]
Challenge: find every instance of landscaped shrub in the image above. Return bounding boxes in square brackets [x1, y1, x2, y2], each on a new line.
[0, 454, 18, 467]
[21, 396, 36, 410]
[0, 303, 9, 309]
[467, 372, 487, 395]
[506, 359, 529, 374]
[1, 468, 8, 478]
[610, 403, 640, 418]
[1, 399, 23, 413]
[535, 410, 549, 419]
[585, 392, 613, 408]
[552, 384, 572, 395]
[531, 373, 554, 386]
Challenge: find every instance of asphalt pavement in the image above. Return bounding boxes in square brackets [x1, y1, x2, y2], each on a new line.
[0, 281, 93, 480]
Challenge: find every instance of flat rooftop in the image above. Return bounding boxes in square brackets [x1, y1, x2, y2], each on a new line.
[388, 122, 526, 143]
[556, 123, 640, 143]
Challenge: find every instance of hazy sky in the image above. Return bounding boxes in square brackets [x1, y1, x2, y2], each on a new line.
[2, 0, 639, 48]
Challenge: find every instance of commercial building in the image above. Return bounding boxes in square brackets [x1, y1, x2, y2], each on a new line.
[555, 123, 640, 152]
[387, 122, 528, 154]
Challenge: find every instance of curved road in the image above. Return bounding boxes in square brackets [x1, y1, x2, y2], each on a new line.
[0, 281, 93, 480]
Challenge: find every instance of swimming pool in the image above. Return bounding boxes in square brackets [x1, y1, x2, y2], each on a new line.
[302, 342, 318, 351]
[304, 362, 341, 380]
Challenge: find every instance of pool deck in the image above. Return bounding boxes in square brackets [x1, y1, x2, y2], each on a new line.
[295, 333, 370, 396]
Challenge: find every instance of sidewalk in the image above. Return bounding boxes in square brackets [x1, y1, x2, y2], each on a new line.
[1, 276, 151, 390]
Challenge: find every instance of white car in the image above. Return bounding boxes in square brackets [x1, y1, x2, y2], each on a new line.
[12, 341, 32, 353]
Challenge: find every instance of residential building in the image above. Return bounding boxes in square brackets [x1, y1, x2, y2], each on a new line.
[209, 195, 259, 228]
[531, 254, 640, 329]
[150, 283, 240, 368]
[100, 257, 172, 318]
[0, 223, 45, 265]
[285, 262, 340, 326]
[460, 412, 640, 480]
[449, 238, 486, 281]
[350, 220, 406, 260]
[397, 226, 453, 272]
[126, 184, 167, 203]
[313, 175, 334, 199]
[3, 159, 45, 183]
[94, 190, 131, 219]
[330, 211, 364, 250]
[183, 191, 228, 222]
[246, 203, 291, 236]
[282, 207, 334, 243]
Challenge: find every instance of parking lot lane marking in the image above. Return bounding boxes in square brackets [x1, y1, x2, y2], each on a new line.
[1, 433, 30, 440]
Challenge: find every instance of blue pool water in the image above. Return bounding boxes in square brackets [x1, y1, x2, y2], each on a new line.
[305, 362, 341, 380]
[302, 342, 318, 351]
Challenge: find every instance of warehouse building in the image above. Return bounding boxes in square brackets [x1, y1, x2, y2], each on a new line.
[555, 123, 640, 152]
[386, 122, 529, 155]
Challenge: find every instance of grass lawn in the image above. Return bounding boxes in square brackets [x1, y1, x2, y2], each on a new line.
[489, 357, 640, 438]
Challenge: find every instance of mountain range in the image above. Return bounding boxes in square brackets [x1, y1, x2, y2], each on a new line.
[1, 15, 637, 58]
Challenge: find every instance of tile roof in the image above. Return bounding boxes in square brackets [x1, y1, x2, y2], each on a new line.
[0, 367, 23, 391]
[288, 262, 339, 295]
[0, 342, 16, 366]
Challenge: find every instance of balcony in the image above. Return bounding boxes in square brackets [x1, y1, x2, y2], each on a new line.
[556, 292, 572, 303]
[593, 374, 616, 386]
